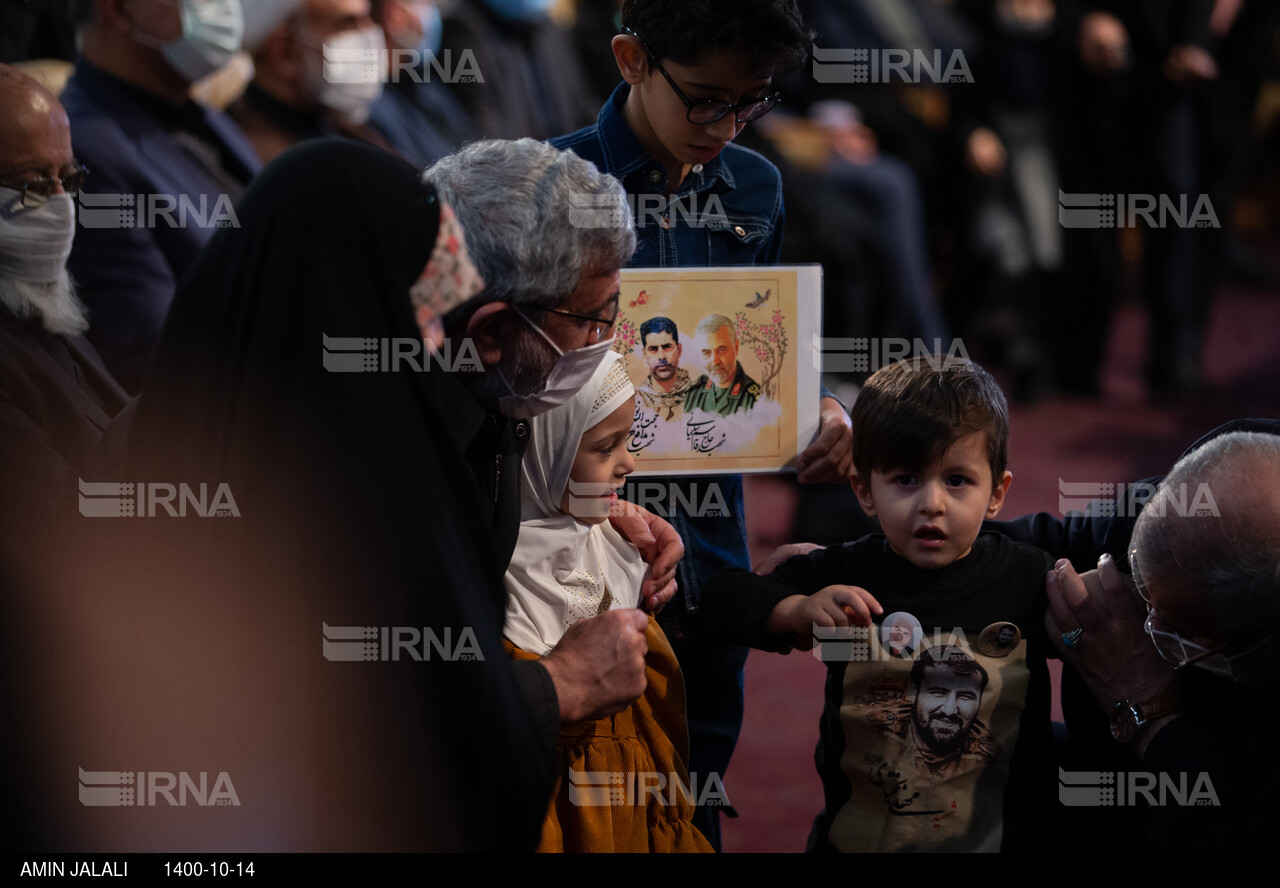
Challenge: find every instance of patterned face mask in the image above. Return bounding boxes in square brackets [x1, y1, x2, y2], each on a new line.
[410, 202, 484, 348]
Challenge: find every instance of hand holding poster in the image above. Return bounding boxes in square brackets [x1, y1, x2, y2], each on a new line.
[613, 266, 821, 475]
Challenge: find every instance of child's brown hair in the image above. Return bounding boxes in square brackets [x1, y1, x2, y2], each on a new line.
[850, 356, 1010, 483]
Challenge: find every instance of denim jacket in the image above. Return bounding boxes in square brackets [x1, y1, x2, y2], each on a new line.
[554, 82, 785, 269]
[552, 83, 787, 624]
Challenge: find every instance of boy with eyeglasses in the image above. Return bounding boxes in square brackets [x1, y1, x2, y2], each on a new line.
[553, 0, 856, 850]
[556, 0, 802, 266]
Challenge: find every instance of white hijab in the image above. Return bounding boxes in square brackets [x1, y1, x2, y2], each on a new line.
[503, 351, 646, 655]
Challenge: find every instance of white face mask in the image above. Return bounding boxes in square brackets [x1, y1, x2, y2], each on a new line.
[0, 188, 75, 284]
[139, 0, 245, 84]
[307, 25, 386, 125]
[497, 306, 616, 419]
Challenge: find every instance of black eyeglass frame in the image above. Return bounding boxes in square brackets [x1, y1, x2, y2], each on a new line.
[622, 26, 781, 126]
[539, 304, 620, 345]
[0, 164, 89, 209]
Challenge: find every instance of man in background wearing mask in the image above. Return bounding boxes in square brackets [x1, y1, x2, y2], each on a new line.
[61, 0, 261, 395]
[1, 61, 129, 497]
[230, 0, 393, 165]
[365, 0, 477, 168]
[1, 68, 129, 799]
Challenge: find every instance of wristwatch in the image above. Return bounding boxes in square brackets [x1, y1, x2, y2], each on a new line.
[1110, 697, 1183, 743]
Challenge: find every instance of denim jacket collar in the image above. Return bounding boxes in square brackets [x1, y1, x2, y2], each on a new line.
[595, 82, 736, 197]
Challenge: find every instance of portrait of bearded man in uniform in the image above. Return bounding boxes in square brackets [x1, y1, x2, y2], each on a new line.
[684, 314, 760, 417]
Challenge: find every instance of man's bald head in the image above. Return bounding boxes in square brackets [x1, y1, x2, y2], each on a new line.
[0, 65, 74, 184]
[1134, 432, 1280, 645]
[0, 64, 87, 336]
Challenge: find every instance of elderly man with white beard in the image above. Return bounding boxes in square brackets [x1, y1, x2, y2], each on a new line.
[1, 61, 129, 592]
[1, 68, 129, 843]
[0, 64, 129, 494]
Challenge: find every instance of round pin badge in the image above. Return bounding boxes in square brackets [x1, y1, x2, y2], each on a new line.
[978, 621, 1021, 657]
[880, 612, 923, 659]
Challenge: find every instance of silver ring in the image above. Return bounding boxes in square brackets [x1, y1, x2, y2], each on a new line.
[1061, 628, 1084, 648]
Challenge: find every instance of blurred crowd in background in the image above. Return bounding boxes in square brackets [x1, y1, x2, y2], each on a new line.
[4, 0, 1280, 855]
[5, 0, 1279, 402]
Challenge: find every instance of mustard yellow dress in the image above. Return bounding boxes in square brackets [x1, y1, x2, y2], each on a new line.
[507, 614, 713, 853]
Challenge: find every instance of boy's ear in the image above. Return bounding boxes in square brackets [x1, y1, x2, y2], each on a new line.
[985, 470, 1013, 518]
[612, 33, 650, 85]
[851, 470, 877, 516]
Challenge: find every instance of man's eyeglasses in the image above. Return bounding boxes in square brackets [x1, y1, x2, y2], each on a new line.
[1130, 542, 1275, 676]
[623, 27, 780, 126]
[0, 164, 89, 209]
[541, 304, 619, 345]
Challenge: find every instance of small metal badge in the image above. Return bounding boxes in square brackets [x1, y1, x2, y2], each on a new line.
[977, 622, 1021, 657]
[880, 612, 923, 659]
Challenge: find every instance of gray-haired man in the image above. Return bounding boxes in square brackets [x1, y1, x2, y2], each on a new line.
[1000, 421, 1280, 850]
[424, 138, 682, 726]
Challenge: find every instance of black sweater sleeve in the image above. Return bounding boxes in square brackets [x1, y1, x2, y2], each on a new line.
[703, 544, 857, 652]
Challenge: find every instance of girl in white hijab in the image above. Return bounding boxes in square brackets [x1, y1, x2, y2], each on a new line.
[503, 351, 711, 853]
[505, 351, 645, 652]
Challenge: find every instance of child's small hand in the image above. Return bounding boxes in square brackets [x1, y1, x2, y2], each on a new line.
[610, 500, 683, 611]
[767, 584, 883, 649]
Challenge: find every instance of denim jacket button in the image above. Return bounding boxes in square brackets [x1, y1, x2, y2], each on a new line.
[733, 225, 747, 237]
[648, 170, 661, 182]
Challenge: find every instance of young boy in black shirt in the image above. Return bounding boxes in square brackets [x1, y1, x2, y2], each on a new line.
[705, 356, 1055, 851]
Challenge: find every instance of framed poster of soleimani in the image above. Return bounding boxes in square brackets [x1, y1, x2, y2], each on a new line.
[613, 265, 822, 476]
